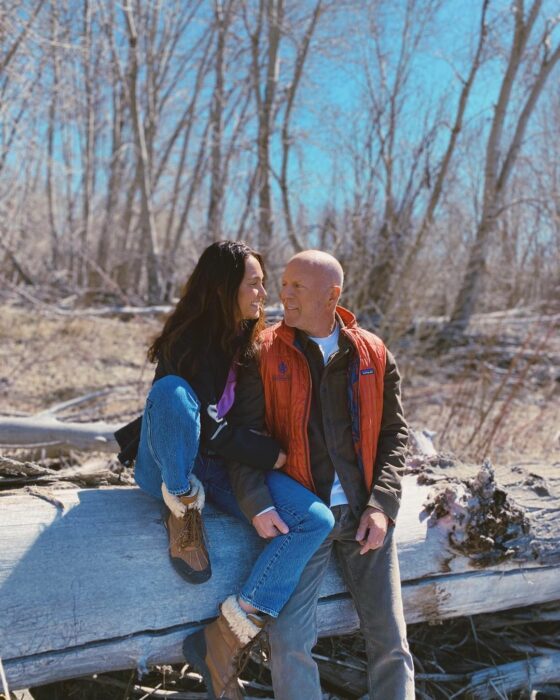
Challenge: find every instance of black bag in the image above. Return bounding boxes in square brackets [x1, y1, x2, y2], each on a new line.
[114, 415, 143, 467]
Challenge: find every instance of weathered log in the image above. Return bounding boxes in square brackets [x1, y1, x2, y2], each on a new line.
[0, 415, 120, 452]
[0, 455, 132, 488]
[1, 467, 559, 691]
[465, 651, 560, 698]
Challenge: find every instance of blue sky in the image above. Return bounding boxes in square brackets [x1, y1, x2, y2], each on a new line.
[272, 0, 559, 219]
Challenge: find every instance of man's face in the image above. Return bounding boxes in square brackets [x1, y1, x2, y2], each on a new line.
[280, 259, 335, 336]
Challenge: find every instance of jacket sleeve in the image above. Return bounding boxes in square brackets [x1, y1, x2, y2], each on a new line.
[226, 358, 275, 521]
[367, 349, 408, 522]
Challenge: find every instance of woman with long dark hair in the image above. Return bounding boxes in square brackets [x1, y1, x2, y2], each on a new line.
[116, 241, 333, 699]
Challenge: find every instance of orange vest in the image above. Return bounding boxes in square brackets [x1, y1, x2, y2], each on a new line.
[259, 306, 386, 493]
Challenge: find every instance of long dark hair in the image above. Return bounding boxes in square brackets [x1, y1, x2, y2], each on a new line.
[148, 241, 265, 376]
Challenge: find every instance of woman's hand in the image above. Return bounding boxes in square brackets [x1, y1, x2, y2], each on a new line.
[273, 450, 287, 470]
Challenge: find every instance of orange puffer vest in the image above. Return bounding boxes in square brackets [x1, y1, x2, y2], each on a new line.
[259, 306, 386, 493]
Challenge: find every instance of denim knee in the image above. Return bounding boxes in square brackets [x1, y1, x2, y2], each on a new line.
[148, 374, 200, 412]
[307, 501, 335, 538]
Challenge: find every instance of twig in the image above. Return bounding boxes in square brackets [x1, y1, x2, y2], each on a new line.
[0, 656, 10, 698]
[35, 386, 134, 418]
[312, 652, 366, 671]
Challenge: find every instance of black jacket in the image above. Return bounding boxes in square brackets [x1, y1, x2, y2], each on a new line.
[114, 337, 281, 471]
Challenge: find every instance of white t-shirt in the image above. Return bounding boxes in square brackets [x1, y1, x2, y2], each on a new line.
[308, 324, 349, 508]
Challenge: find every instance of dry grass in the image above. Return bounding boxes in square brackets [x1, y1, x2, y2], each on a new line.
[1, 302, 558, 467]
[401, 312, 560, 465]
[0, 304, 157, 422]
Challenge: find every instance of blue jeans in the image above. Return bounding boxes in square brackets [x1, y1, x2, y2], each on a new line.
[134, 375, 334, 618]
[268, 505, 415, 699]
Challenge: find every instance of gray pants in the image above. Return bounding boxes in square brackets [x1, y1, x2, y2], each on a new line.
[268, 505, 415, 700]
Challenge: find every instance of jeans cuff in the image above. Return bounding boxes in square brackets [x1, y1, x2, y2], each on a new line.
[238, 593, 279, 619]
[165, 483, 192, 496]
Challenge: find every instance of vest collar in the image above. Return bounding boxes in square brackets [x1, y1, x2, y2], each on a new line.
[276, 305, 358, 346]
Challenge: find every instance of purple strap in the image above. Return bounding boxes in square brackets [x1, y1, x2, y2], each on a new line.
[216, 363, 238, 418]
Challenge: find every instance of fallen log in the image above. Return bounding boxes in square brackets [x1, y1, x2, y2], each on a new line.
[1, 462, 559, 691]
[0, 415, 120, 452]
[0, 455, 132, 488]
[465, 651, 560, 699]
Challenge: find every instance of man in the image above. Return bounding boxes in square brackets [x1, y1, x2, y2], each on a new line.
[229, 250, 415, 700]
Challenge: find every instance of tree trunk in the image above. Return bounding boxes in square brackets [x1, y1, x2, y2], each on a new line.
[123, 2, 162, 304]
[447, 0, 560, 335]
[207, 1, 231, 241]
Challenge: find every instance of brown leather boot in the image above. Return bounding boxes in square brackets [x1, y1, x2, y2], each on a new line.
[182, 595, 266, 699]
[162, 475, 211, 584]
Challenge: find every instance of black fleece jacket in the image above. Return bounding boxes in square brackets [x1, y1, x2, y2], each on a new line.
[114, 336, 281, 471]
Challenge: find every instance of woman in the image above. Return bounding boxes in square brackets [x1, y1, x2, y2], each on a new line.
[117, 241, 334, 699]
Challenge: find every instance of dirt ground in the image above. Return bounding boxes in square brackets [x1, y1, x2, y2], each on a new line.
[0, 304, 156, 423]
[1, 301, 558, 467]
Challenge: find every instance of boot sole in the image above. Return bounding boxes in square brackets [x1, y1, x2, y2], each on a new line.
[182, 630, 217, 700]
[169, 553, 212, 584]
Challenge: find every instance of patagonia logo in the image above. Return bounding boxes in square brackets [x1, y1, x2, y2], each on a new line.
[273, 360, 290, 381]
[361, 368, 375, 375]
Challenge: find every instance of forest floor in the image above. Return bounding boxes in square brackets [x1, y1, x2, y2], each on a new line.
[1, 300, 558, 465]
[1, 298, 559, 699]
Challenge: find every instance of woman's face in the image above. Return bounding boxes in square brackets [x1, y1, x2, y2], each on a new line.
[236, 255, 266, 321]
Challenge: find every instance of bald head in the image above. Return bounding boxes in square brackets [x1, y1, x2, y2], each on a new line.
[281, 250, 344, 337]
[288, 250, 344, 290]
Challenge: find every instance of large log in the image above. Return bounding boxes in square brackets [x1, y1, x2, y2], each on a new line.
[1, 465, 559, 691]
[0, 415, 119, 452]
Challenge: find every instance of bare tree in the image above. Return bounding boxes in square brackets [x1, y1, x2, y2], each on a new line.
[207, 0, 234, 240]
[279, 0, 323, 252]
[243, 0, 284, 252]
[446, 0, 560, 335]
[0, 0, 46, 75]
[122, 0, 162, 303]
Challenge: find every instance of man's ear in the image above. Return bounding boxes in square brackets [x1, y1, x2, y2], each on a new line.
[329, 284, 342, 306]
[329, 284, 342, 304]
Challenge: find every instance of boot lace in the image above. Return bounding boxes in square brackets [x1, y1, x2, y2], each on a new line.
[177, 508, 204, 550]
[233, 627, 270, 678]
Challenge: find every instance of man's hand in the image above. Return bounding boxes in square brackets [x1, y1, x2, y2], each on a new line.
[273, 450, 287, 469]
[252, 508, 289, 539]
[355, 507, 389, 555]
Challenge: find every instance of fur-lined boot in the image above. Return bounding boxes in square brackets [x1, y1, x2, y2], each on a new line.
[162, 475, 211, 583]
[182, 595, 266, 699]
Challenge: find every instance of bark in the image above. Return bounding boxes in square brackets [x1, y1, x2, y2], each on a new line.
[249, 0, 284, 252]
[123, 1, 162, 304]
[46, 13, 60, 270]
[207, 0, 233, 241]
[279, 0, 323, 252]
[80, 0, 95, 285]
[97, 78, 124, 273]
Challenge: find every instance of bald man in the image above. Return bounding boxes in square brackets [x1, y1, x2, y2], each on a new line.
[227, 250, 414, 699]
